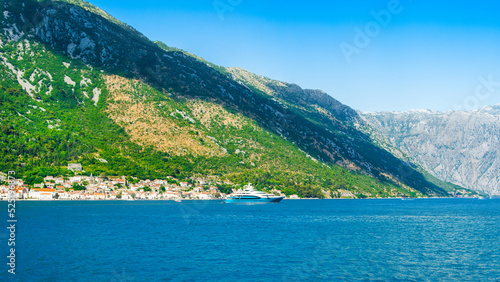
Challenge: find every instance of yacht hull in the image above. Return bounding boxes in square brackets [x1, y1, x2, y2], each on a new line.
[225, 196, 284, 203]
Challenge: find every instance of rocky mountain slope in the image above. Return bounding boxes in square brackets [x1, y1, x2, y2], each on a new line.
[363, 106, 500, 195]
[0, 0, 469, 197]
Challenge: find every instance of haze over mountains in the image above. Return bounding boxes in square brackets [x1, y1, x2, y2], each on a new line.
[363, 106, 500, 195]
[0, 0, 494, 197]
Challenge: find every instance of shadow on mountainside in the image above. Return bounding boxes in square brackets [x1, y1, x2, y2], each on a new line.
[2, 0, 448, 195]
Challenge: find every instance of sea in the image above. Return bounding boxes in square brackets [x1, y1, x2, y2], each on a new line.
[1, 198, 499, 281]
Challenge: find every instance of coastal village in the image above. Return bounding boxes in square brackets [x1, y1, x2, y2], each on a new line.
[0, 164, 294, 201]
[1, 175, 217, 201]
[0, 164, 479, 201]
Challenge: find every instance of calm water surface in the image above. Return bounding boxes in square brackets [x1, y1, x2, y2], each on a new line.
[1, 198, 499, 281]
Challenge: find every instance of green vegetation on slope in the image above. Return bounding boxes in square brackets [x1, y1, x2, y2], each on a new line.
[0, 0, 461, 197]
[0, 39, 420, 198]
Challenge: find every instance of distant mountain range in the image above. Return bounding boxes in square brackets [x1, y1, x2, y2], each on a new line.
[362, 106, 500, 195]
[0, 0, 476, 197]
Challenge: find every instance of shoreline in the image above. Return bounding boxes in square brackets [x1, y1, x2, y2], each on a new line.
[0, 196, 488, 202]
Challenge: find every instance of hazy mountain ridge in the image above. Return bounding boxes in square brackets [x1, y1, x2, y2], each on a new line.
[212, 66, 460, 195]
[226, 67, 363, 125]
[0, 0, 470, 197]
[363, 105, 500, 195]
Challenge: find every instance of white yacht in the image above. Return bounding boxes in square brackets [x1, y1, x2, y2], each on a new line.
[225, 183, 284, 203]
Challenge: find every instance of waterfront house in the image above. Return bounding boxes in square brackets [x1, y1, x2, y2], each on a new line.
[40, 188, 56, 200]
[14, 188, 28, 199]
[29, 189, 39, 199]
[69, 191, 81, 200]
[109, 191, 119, 200]
[147, 192, 158, 200]
[122, 192, 133, 200]
[163, 191, 181, 199]
[31, 188, 56, 200]
[0, 185, 8, 199]
[193, 192, 212, 200]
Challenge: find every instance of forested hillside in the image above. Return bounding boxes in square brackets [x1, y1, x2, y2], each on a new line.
[0, 0, 472, 197]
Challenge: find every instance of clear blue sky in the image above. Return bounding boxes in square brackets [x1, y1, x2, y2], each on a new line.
[86, 0, 500, 112]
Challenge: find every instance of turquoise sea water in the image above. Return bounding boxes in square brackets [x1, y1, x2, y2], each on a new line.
[1, 198, 499, 281]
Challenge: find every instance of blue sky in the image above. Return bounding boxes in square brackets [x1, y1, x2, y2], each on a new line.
[86, 0, 500, 112]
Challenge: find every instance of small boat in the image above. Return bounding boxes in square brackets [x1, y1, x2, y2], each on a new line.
[174, 199, 181, 202]
[225, 183, 284, 203]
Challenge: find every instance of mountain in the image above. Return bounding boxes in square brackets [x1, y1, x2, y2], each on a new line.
[363, 106, 500, 195]
[0, 0, 468, 197]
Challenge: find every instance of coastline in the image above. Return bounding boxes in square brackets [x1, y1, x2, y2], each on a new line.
[1, 196, 486, 202]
